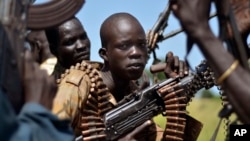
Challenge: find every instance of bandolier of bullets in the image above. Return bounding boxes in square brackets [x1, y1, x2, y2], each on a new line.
[218, 87, 231, 140]
[157, 60, 215, 141]
[58, 61, 113, 141]
[158, 81, 187, 141]
[216, 84, 237, 140]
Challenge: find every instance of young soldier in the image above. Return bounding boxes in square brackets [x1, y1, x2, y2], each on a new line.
[52, 13, 188, 140]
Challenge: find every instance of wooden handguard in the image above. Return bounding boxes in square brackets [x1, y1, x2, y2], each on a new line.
[28, 0, 85, 29]
[150, 63, 166, 73]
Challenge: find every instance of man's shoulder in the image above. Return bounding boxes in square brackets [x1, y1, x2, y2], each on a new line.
[57, 61, 99, 86]
[52, 61, 99, 119]
[84, 60, 103, 70]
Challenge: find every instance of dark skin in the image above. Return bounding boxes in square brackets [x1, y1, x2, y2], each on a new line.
[48, 16, 153, 139]
[23, 50, 57, 110]
[99, 13, 153, 140]
[99, 12, 188, 141]
[217, 0, 250, 40]
[47, 17, 90, 69]
[170, 0, 250, 123]
[218, 0, 250, 59]
[27, 30, 54, 64]
[57, 18, 90, 68]
[164, 51, 189, 78]
[99, 13, 148, 102]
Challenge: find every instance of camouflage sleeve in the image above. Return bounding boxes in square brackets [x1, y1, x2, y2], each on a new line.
[51, 61, 114, 137]
[51, 67, 91, 120]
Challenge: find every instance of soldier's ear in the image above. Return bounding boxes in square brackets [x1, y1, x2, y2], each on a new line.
[99, 47, 108, 61]
[29, 40, 40, 52]
[34, 40, 42, 51]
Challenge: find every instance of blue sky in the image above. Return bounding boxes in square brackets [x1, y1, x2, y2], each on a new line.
[35, 0, 220, 93]
[35, 0, 219, 68]
[81, 0, 217, 69]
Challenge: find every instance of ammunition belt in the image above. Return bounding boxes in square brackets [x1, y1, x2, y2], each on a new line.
[158, 82, 187, 141]
[58, 61, 113, 140]
[158, 60, 215, 141]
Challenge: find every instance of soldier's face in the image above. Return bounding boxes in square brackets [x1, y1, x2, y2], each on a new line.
[105, 19, 148, 80]
[57, 18, 90, 68]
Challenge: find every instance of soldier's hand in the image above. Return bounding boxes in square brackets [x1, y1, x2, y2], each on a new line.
[23, 50, 57, 109]
[170, 0, 211, 39]
[164, 51, 189, 78]
[118, 120, 152, 141]
[221, 0, 250, 39]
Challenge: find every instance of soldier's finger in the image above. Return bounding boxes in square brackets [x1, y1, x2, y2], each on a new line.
[24, 50, 34, 71]
[165, 52, 174, 69]
[23, 50, 35, 81]
[128, 120, 153, 137]
[166, 51, 174, 61]
[183, 61, 189, 75]
[174, 56, 179, 68]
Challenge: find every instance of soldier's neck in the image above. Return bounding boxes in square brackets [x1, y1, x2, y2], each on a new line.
[100, 69, 137, 102]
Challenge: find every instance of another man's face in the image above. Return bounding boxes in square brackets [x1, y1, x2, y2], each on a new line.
[27, 31, 49, 63]
[57, 18, 90, 68]
[106, 19, 148, 80]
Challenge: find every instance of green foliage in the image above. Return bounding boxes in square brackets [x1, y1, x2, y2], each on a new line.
[145, 58, 166, 83]
[200, 89, 215, 98]
[144, 66, 166, 85]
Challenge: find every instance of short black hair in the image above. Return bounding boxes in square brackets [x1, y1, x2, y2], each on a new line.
[100, 12, 141, 48]
[45, 16, 79, 56]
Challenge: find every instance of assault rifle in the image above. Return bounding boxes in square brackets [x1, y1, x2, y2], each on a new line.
[0, 0, 85, 113]
[75, 61, 215, 141]
[103, 61, 214, 140]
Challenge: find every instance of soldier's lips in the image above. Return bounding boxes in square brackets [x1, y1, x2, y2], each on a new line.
[127, 63, 144, 71]
[75, 53, 90, 62]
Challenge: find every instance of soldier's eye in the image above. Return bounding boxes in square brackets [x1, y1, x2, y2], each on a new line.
[63, 38, 76, 46]
[117, 42, 131, 50]
[138, 42, 146, 48]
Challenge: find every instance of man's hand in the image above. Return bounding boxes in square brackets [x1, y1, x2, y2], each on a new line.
[23, 50, 57, 109]
[118, 120, 152, 141]
[170, 0, 211, 39]
[215, 0, 250, 39]
[164, 51, 189, 78]
[230, 0, 250, 38]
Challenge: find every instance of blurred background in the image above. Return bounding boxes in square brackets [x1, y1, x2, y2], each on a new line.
[34, 0, 237, 140]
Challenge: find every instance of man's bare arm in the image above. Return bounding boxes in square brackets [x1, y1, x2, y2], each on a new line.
[170, 0, 250, 123]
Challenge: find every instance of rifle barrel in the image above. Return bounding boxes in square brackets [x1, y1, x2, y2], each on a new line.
[160, 12, 217, 42]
